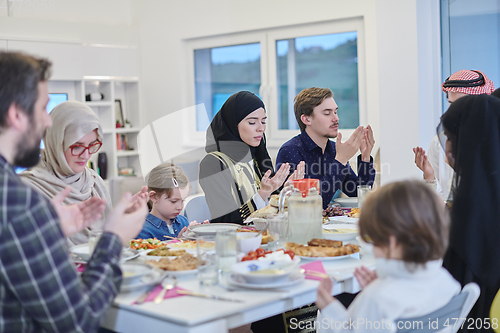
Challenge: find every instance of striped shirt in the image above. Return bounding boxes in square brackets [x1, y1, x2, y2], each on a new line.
[0, 155, 123, 332]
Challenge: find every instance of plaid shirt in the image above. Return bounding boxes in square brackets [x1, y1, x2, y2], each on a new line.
[0, 156, 123, 332]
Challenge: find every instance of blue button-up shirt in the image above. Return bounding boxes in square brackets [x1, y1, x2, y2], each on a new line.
[276, 130, 375, 209]
[137, 213, 190, 241]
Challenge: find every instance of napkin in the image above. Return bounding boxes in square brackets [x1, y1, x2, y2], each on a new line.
[301, 260, 326, 281]
[76, 264, 85, 273]
[134, 285, 189, 304]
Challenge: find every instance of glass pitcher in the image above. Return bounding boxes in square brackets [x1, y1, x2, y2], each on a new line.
[280, 179, 323, 244]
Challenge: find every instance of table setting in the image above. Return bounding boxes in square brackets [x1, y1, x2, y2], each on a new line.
[97, 179, 376, 332]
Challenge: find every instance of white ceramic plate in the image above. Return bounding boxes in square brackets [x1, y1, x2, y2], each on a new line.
[322, 224, 359, 241]
[164, 268, 198, 277]
[142, 251, 197, 262]
[297, 253, 359, 261]
[327, 216, 359, 224]
[71, 244, 139, 262]
[227, 271, 305, 289]
[231, 257, 300, 284]
[120, 268, 168, 293]
[121, 263, 154, 284]
[333, 198, 358, 208]
[189, 223, 241, 236]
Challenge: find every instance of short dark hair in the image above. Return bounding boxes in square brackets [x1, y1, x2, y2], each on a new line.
[293, 87, 333, 131]
[0, 52, 52, 129]
[358, 180, 449, 268]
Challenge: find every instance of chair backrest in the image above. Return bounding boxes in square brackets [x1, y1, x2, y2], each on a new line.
[395, 282, 480, 333]
[181, 193, 210, 223]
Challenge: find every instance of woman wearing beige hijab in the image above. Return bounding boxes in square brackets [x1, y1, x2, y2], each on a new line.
[21, 101, 112, 246]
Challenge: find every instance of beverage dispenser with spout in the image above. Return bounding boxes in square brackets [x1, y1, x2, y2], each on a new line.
[280, 179, 323, 244]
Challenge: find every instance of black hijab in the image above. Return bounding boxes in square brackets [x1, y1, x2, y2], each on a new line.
[438, 94, 500, 288]
[205, 91, 273, 175]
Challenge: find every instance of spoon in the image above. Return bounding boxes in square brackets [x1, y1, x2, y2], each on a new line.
[153, 275, 177, 304]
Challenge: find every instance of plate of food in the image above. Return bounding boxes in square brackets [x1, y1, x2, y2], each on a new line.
[145, 253, 199, 276]
[167, 240, 199, 249]
[129, 238, 166, 250]
[323, 224, 359, 241]
[71, 244, 139, 262]
[189, 223, 241, 236]
[120, 267, 168, 293]
[285, 241, 360, 261]
[141, 247, 193, 261]
[227, 270, 304, 289]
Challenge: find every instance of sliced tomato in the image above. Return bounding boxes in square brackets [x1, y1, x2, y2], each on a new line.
[256, 248, 265, 256]
[285, 250, 295, 259]
[241, 255, 253, 262]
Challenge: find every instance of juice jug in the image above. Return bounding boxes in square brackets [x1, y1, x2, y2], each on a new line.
[281, 179, 323, 245]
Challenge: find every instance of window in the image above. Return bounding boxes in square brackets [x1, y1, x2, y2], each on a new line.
[276, 32, 359, 130]
[441, 0, 500, 113]
[184, 18, 365, 147]
[194, 43, 261, 131]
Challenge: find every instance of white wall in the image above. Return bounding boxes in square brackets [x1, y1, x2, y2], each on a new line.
[0, 0, 442, 185]
[135, 0, 441, 184]
[0, 0, 138, 45]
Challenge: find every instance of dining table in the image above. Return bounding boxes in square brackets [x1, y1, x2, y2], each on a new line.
[100, 242, 375, 333]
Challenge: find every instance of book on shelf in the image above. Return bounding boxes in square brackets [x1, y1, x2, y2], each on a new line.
[116, 134, 129, 151]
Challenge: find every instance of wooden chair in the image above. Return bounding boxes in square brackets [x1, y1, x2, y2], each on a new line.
[396, 282, 480, 333]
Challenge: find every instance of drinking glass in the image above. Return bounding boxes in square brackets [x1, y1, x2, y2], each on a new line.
[357, 185, 372, 208]
[196, 235, 218, 286]
[215, 230, 237, 273]
[88, 230, 103, 254]
[267, 213, 289, 251]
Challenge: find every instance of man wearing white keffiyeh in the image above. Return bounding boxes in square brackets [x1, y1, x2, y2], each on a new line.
[20, 100, 112, 246]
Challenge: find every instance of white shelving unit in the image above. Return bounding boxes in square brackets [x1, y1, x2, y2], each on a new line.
[47, 78, 142, 179]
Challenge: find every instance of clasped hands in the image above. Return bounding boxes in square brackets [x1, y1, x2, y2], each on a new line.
[335, 125, 375, 166]
[258, 161, 306, 201]
[51, 185, 149, 244]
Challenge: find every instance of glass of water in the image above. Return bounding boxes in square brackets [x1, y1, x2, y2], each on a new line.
[215, 230, 237, 273]
[197, 235, 218, 286]
[357, 185, 372, 208]
[267, 214, 289, 251]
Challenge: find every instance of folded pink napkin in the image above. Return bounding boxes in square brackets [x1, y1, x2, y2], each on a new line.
[301, 260, 326, 281]
[76, 264, 85, 273]
[133, 285, 188, 304]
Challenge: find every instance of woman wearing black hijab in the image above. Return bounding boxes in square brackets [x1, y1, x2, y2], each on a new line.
[439, 94, 500, 332]
[199, 91, 291, 224]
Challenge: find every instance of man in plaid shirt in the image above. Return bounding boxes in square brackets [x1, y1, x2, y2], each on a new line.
[0, 52, 148, 332]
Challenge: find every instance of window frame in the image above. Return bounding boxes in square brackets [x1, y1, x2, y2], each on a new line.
[183, 17, 367, 149]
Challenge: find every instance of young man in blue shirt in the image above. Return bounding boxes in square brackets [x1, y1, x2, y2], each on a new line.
[276, 87, 376, 209]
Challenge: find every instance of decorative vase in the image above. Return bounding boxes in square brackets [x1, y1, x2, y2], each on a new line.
[97, 152, 107, 180]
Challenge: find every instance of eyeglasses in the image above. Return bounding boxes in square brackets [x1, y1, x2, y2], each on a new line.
[69, 141, 102, 156]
